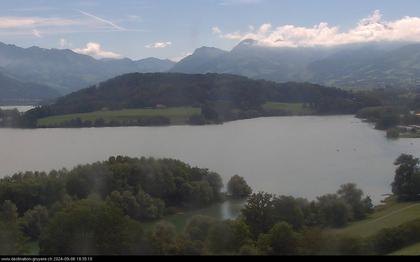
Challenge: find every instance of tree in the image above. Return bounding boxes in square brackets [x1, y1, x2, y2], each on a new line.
[227, 175, 252, 199]
[106, 190, 165, 221]
[0, 201, 26, 255]
[188, 114, 206, 125]
[238, 243, 259, 255]
[241, 192, 274, 236]
[207, 219, 252, 254]
[271, 196, 305, 230]
[106, 191, 140, 219]
[257, 222, 300, 255]
[19, 205, 49, 240]
[0, 200, 18, 222]
[337, 183, 373, 220]
[201, 104, 219, 121]
[149, 221, 178, 255]
[375, 114, 400, 130]
[316, 194, 351, 227]
[391, 154, 420, 201]
[184, 215, 216, 242]
[135, 190, 164, 220]
[190, 181, 215, 207]
[39, 199, 145, 255]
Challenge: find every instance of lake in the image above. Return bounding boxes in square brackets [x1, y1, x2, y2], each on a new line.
[0, 105, 34, 112]
[0, 115, 419, 222]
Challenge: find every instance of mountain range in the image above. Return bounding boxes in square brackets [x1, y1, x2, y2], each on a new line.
[171, 40, 420, 89]
[2, 40, 420, 103]
[0, 69, 60, 103]
[0, 42, 175, 96]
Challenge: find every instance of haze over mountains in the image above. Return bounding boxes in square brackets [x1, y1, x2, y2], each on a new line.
[2, 39, 420, 103]
[0, 69, 60, 103]
[0, 42, 175, 96]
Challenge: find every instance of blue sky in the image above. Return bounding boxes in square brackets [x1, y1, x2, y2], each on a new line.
[2, 0, 420, 60]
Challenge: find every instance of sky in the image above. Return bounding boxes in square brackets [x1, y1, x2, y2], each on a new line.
[2, 0, 420, 61]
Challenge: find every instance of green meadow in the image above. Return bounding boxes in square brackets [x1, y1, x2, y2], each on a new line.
[37, 107, 201, 127]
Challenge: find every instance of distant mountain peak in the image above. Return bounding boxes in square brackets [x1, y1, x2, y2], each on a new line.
[193, 46, 227, 56]
[169, 46, 227, 73]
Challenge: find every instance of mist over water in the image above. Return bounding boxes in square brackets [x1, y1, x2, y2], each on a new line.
[0, 115, 419, 203]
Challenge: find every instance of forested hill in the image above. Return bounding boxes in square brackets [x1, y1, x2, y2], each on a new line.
[37, 73, 375, 112]
[20, 73, 381, 127]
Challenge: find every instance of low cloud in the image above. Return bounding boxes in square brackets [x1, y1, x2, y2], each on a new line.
[214, 10, 420, 47]
[0, 12, 144, 38]
[73, 42, 122, 59]
[145, 41, 172, 48]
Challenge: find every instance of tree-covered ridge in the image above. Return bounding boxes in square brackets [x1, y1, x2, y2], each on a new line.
[20, 73, 379, 127]
[0, 156, 223, 218]
[43, 73, 370, 113]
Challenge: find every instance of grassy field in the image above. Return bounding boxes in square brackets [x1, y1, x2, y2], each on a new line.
[262, 102, 314, 115]
[389, 242, 420, 255]
[331, 199, 420, 238]
[37, 107, 201, 127]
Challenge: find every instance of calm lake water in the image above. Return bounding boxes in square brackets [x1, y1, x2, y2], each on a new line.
[0, 105, 34, 112]
[0, 115, 419, 221]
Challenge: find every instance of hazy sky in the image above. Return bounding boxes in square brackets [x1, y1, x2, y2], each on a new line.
[2, 0, 420, 61]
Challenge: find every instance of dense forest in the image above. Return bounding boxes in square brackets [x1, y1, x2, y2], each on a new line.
[1, 154, 419, 255]
[17, 73, 382, 128]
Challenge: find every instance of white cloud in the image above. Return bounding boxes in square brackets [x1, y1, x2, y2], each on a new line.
[145, 41, 172, 48]
[0, 11, 145, 37]
[216, 10, 420, 47]
[73, 42, 122, 59]
[171, 51, 193, 62]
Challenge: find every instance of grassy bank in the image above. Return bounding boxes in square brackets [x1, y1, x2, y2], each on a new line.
[389, 242, 420, 255]
[37, 106, 201, 127]
[331, 199, 420, 238]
